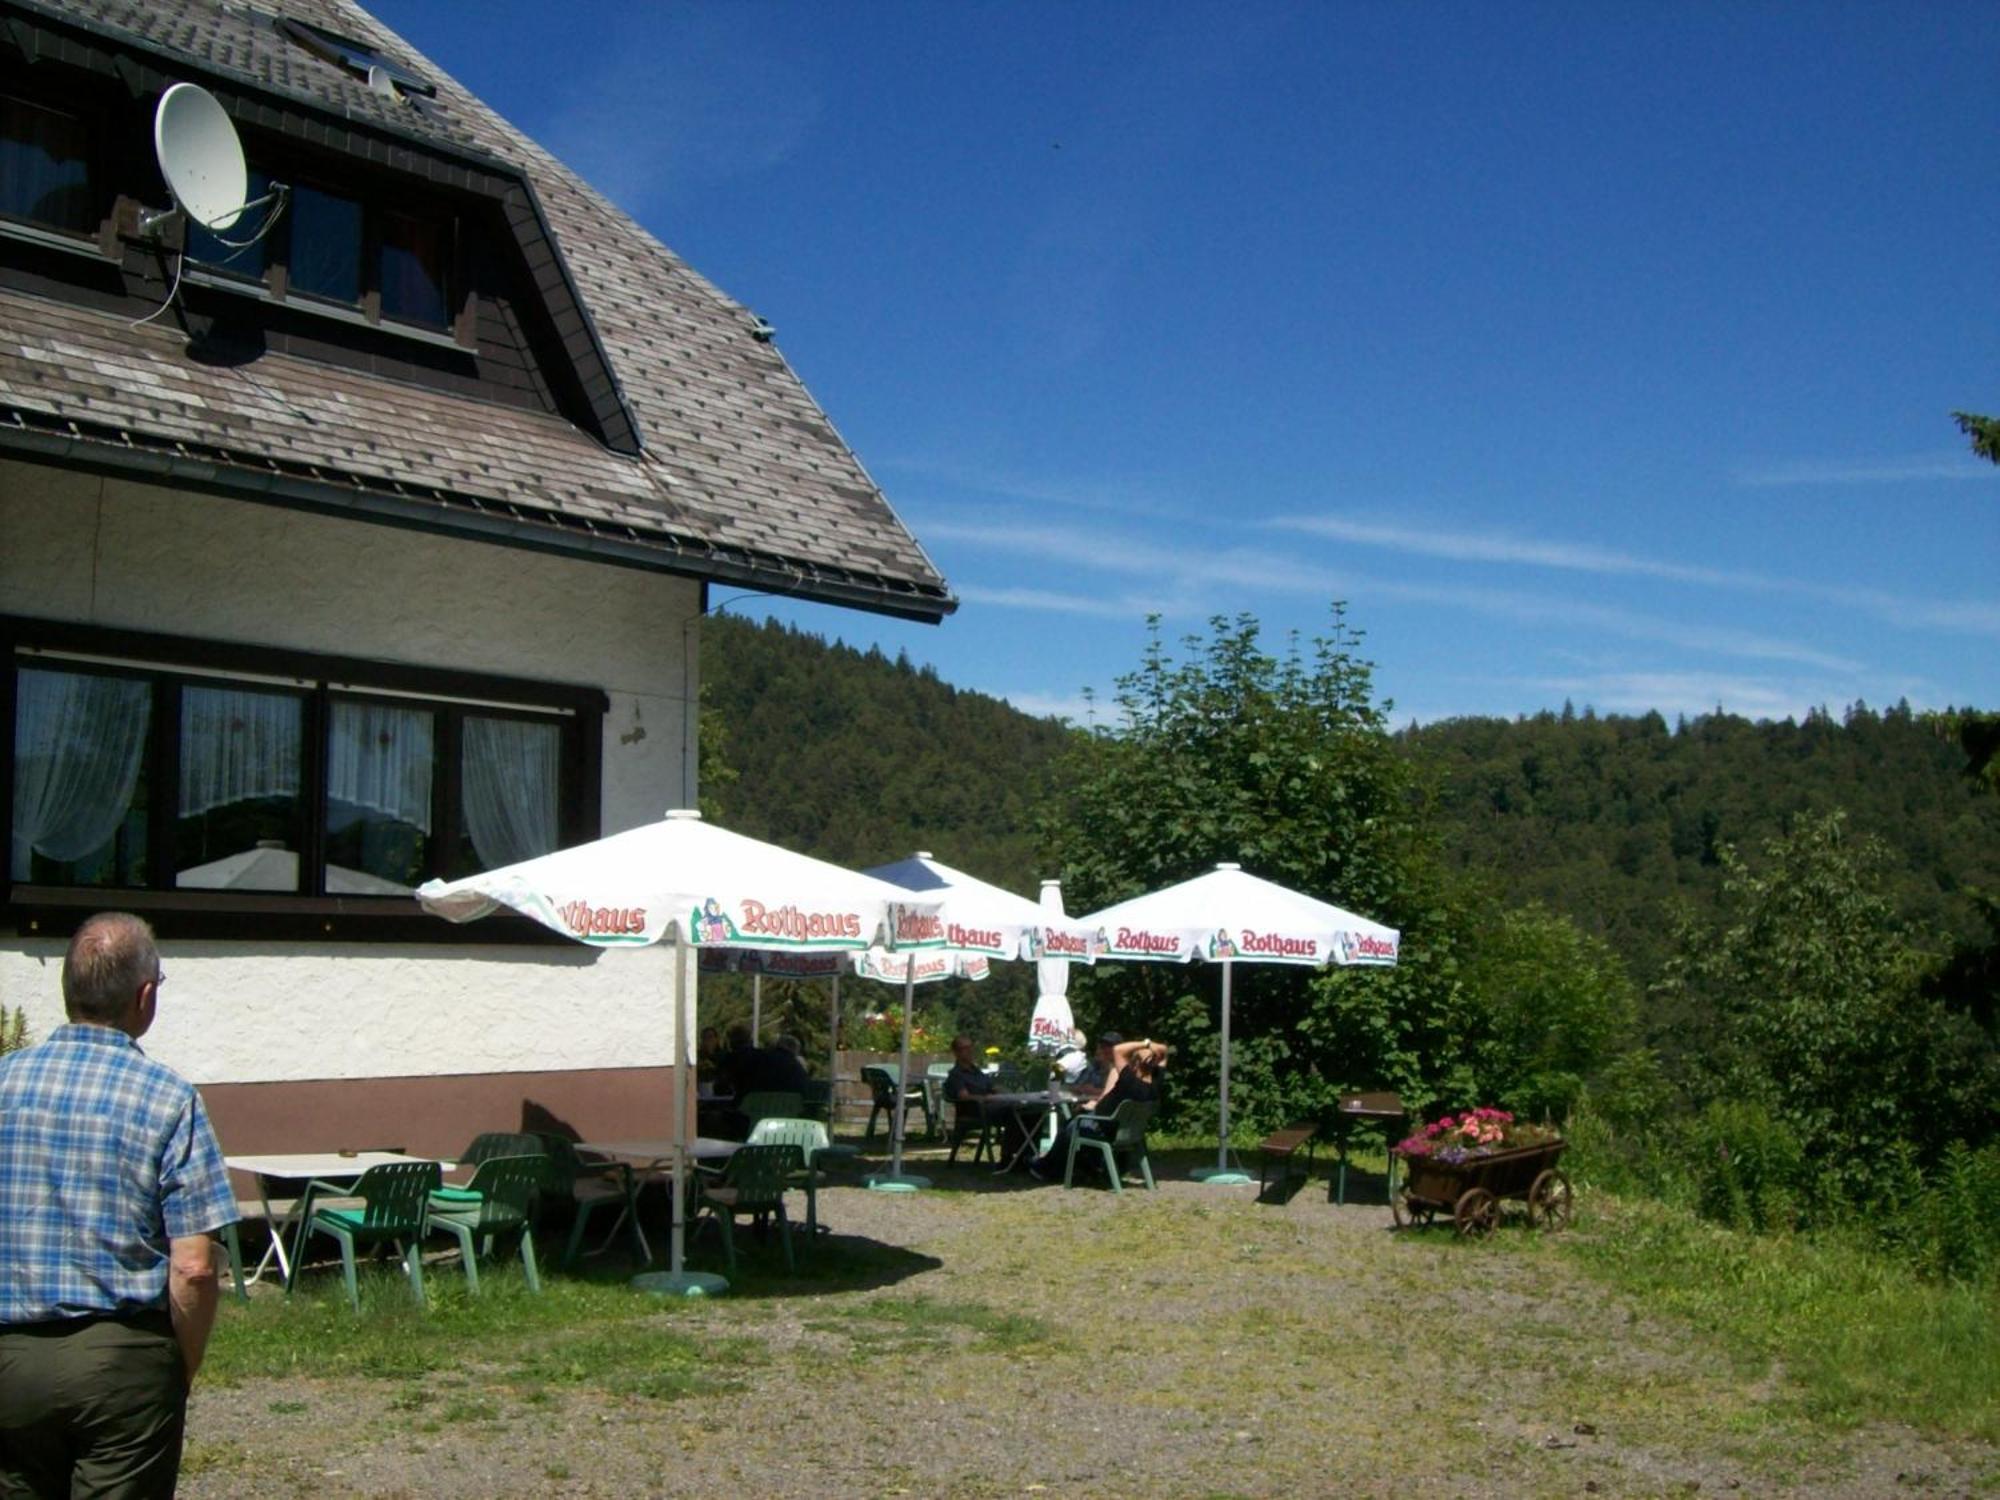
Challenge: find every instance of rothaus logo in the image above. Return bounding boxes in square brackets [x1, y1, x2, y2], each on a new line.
[739, 900, 863, 942]
[558, 902, 646, 937]
[1041, 927, 1092, 957]
[1115, 926, 1183, 955]
[1336, 930, 1399, 962]
[946, 922, 1004, 950]
[896, 910, 945, 943]
[1239, 929, 1319, 959]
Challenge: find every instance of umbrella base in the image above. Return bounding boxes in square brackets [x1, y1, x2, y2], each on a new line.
[1191, 1166, 1255, 1186]
[631, 1270, 730, 1297]
[865, 1173, 930, 1193]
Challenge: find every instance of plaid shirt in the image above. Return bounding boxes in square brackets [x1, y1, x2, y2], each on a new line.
[0, 1023, 236, 1324]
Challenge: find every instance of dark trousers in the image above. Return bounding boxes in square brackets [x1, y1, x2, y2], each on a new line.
[0, 1311, 187, 1500]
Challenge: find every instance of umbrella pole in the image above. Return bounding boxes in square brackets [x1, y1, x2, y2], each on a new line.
[633, 938, 728, 1296]
[1194, 957, 1252, 1185]
[828, 972, 841, 1118]
[868, 957, 929, 1191]
[750, 972, 762, 1043]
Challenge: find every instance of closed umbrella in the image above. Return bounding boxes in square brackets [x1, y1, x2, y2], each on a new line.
[417, 809, 938, 1293]
[1076, 862, 1398, 1184]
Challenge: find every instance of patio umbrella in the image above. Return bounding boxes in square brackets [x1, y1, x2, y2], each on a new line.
[1029, 879, 1080, 1056]
[1076, 862, 1399, 1184]
[862, 852, 1100, 1189]
[416, 808, 939, 1294]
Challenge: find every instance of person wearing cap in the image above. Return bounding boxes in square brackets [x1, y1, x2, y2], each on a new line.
[0, 912, 237, 1498]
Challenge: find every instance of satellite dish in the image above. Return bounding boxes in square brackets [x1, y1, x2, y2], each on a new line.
[153, 82, 248, 232]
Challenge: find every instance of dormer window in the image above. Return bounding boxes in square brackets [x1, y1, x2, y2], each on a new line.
[185, 161, 457, 334]
[0, 94, 99, 236]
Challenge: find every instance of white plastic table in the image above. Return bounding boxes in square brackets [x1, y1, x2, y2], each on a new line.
[225, 1151, 448, 1286]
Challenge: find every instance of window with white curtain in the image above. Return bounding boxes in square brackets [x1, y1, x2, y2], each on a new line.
[10, 666, 151, 886]
[6, 631, 591, 911]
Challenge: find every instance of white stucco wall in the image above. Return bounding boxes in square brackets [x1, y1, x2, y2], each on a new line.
[0, 460, 702, 1083]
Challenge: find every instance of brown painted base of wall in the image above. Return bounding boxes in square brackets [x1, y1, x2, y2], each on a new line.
[204, 1068, 689, 1187]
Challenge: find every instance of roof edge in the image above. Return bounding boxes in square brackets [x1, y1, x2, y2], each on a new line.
[0, 411, 958, 624]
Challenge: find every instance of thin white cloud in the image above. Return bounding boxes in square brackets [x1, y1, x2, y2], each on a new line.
[1515, 671, 1825, 724]
[1262, 513, 2000, 639]
[1735, 452, 2000, 487]
[994, 689, 1107, 725]
[953, 583, 1161, 620]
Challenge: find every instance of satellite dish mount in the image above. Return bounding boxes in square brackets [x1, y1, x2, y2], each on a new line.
[141, 81, 286, 240]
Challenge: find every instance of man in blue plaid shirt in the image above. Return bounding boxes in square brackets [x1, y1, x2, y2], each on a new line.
[0, 912, 237, 1499]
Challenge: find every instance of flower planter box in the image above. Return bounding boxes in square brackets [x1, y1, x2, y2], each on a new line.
[1395, 1139, 1572, 1237]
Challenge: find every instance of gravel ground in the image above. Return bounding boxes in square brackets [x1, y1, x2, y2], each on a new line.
[180, 1159, 1996, 1499]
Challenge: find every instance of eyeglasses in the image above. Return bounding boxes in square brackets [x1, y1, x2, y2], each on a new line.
[152, 968, 166, 989]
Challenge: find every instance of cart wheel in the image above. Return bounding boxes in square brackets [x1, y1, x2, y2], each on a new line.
[1529, 1170, 1574, 1231]
[1453, 1187, 1498, 1238]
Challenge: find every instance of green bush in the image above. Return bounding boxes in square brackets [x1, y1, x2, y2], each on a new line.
[1686, 1097, 1804, 1233]
[0, 1007, 29, 1057]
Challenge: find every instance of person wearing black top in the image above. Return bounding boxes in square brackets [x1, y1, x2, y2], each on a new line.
[945, 1034, 1030, 1162]
[1030, 1039, 1167, 1180]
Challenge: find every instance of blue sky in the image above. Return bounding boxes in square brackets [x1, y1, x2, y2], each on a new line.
[376, 1, 1998, 728]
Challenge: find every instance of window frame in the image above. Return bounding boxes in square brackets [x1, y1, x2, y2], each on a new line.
[0, 86, 111, 246]
[183, 152, 467, 341]
[3, 616, 604, 942]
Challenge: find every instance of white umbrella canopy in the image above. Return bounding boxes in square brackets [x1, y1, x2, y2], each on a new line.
[1077, 862, 1400, 1183]
[415, 809, 940, 1292]
[860, 852, 1100, 1188]
[868, 851, 1099, 959]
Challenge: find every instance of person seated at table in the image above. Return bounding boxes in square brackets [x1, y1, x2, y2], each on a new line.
[1029, 1038, 1168, 1181]
[760, 1034, 811, 1095]
[1072, 1031, 1123, 1103]
[944, 1035, 1029, 1163]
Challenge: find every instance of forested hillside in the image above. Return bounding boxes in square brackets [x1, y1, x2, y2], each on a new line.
[698, 613, 1071, 890]
[1401, 704, 2000, 985]
[702, 615, 1999, 1001]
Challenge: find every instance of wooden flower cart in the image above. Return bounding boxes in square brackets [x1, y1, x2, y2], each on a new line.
[1392, 1139, 1572, 1236]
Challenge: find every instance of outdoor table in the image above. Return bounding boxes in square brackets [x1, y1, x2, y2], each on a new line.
[224, 1150, 449, 1289]
[575, 1137, 741, 1245]
[1332, 1092, 1406, 1206]
[978, 1090, 1079, 1174]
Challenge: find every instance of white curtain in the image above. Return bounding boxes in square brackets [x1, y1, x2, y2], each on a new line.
[11, 669, 151, 880]
[178, 686, 300, 817]
[326, 701, 432, 831]
[461, 716, 559, 870]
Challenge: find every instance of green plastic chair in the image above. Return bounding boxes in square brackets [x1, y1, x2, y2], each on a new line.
[946, 1093, 998, 1165]
[287, 1159, 441, 1311]
[861, 1065, 932, 1144]
[747, 1117, 832, 1236]
[533, 1132, 649, 1268]
[693, 1143, 801, 1272]
[1063, 1100, 1158, 1193]
[427, 1154, 546, 1295]
[458, 1131, 542, 1167]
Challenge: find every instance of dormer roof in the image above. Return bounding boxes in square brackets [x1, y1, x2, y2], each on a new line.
[0, 0, 956, 621]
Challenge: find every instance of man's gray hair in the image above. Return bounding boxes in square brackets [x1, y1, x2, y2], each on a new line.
[62, 912, 159, 1025]
[774, 1033, 802, 1055]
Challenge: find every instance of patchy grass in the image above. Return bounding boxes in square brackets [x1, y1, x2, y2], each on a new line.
[1560, 1192, 2000, 1442]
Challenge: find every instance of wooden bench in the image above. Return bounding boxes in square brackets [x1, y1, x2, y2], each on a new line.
[1257, 1121, 1318, 1201]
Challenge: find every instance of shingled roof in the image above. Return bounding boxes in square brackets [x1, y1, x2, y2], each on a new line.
[0, 0, 956, 621]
